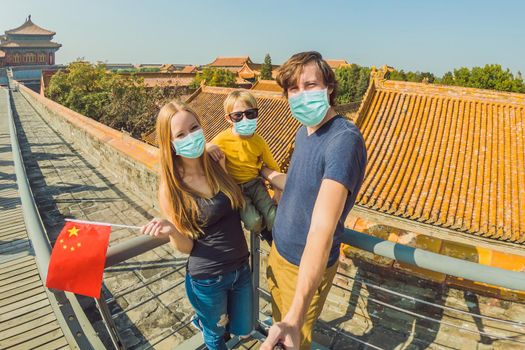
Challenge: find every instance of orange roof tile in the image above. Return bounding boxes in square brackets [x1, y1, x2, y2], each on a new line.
[251, 80, 283, 93]
[356, 76, 525, 244]
[181, 65, 198, 73]
[6, 17, 56, 36]
[326, 59, 350, 69]
[207, 56, 252, 67]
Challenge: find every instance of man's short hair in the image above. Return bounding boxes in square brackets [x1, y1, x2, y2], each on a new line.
[276, 51, 338, 106]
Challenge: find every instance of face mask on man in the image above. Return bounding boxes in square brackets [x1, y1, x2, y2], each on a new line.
[288, 88, 330, 127]
[172, 129, 205, 158]
[234, 118, 258, 136]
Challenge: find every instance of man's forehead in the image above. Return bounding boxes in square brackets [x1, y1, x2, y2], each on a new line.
[297, 62, 323, 82]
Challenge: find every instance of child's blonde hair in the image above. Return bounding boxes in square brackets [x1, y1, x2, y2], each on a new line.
[223, 90, 258, 114]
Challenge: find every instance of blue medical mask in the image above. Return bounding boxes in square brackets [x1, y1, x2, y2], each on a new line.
[172, 129, 205, 158]
[288, 88, 330, 127]
[234, 118, 257, 136]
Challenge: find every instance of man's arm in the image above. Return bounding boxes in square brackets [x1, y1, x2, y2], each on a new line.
[262, 178, 347, 349]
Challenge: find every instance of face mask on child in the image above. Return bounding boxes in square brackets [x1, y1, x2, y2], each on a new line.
[234, 118, 258, 136]
[172, 129, 205, 158]
[288, 88, 330, 127]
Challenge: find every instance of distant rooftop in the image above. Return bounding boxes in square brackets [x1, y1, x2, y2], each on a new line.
[5, 15, 56, 36]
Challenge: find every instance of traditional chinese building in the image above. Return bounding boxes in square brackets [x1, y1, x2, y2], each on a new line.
[0, 16, 61, 67]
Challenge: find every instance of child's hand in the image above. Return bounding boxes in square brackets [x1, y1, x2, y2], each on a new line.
[206, 143, 224, 162]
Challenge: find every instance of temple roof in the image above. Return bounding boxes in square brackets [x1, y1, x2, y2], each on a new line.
[5, 16, 56, 36]
[356, 73, 525, 244]
[0, 40, 61, 49]
[181, 65, 198, 73]
[326, 59, 350, 69]
[250, 79, 283, 93]
[207, 56, 252, 67]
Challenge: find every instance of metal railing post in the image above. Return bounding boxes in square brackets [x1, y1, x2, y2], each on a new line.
[95, 297, 125, 350]
[251, 232, 261, 332]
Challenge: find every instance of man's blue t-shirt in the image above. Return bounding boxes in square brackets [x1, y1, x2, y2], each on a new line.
[273, 115, 367, 267]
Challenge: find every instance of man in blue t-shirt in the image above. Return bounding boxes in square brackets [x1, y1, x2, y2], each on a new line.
[261, 52, 367, 350]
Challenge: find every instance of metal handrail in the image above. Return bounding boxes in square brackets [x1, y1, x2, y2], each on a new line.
[105, 227, 525, 293]
[344, 229, 525, 292]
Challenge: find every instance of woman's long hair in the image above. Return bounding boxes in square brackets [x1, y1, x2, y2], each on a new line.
[156, 100, 244, 239]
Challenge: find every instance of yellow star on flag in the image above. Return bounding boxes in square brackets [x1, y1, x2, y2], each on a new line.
[68, 226, 79, 238]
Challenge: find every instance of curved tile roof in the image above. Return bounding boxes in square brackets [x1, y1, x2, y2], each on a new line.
[356, 78, 525, 243]
[6, 18, 55, 36]
[0, 40, 61, 48]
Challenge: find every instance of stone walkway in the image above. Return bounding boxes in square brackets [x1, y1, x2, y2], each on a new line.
[10, 89, 199, 349]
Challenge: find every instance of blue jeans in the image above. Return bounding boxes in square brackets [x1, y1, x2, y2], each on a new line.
[185, 262, 254, 350]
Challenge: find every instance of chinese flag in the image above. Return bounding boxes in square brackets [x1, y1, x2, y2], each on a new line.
[46, 221, 111, 298]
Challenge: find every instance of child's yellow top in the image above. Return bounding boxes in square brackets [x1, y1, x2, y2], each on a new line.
[212, 129, 280, 184]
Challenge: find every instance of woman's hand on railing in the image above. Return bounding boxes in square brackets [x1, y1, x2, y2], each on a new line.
[140, 218, 175, 240]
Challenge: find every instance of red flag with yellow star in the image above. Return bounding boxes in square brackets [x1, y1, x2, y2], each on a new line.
[46, 221, 111, 298]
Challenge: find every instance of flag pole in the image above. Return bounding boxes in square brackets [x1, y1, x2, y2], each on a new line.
[65, 218, 142, 230]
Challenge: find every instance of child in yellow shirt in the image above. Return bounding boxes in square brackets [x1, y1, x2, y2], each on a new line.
[210, 90, 281, 242]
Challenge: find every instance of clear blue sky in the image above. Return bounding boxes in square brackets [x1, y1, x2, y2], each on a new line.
[2, 0, 524, 76]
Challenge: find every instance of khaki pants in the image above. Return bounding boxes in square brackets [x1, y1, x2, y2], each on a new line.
[267, 243, 338, 350]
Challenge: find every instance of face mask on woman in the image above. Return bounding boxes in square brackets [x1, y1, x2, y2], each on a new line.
[172, 129, 205, 158]
[288, 88, 330, 127]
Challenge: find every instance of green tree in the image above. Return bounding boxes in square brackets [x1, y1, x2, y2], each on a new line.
[190, 67, 236, 88]
[437, 64, 525, 93]
[46, 60, 182, 139]
[388, 69, 435, 83]
[335, 64, 371, 104]
[260, 54, 273, 80]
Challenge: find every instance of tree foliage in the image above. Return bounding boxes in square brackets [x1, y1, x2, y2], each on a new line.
[439, 64, 525, 93]
[387, 64, 525, 93]
[190, 67, 236, 88]
[260, 54, 273, 80]
[388, 69, 436, 83]
[46, 61, 183, 139]
[335, 64, 371, 104]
